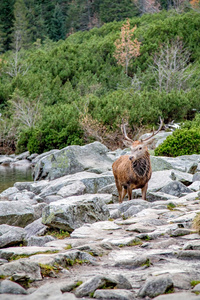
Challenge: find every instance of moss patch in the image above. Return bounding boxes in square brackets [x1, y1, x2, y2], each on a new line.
[45, 228, 70, 239]
[39, 263, 60, 277]
[65, 258, 88, 267]
[8, 250, 59, 261]
[167, 203, 176, 210]
[141, 258, 151, 268]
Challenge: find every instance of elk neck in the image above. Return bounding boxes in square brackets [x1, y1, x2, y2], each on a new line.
[130, 151, 150, 178]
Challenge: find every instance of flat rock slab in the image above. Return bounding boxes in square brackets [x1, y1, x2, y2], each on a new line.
[183, 240, 200, 250]
[94, 289, 134, 299]
[0, 246, 61, 260]
[126, 223, 156, 233]
[39, 171, 114, 198]
[108, 249, 149, 268]
[71, 221, 121, 239]
[108, 248, 175, 268]
[102, 237, 140, 247]
[42, 194, 110, 231]
[26, 253, 59, 265]
[153, 292, 200, 300]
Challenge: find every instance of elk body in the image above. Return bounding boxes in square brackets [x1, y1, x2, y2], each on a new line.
[112, 118, 163, 203]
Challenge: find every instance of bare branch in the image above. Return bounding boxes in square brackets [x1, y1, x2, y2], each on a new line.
[150, 38, 196, 92]
[141, 117, 164, 142]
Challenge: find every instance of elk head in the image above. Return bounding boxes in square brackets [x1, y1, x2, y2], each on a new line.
[121, 117, 164, 161]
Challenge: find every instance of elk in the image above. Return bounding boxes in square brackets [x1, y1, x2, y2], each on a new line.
[112, 117, 163, 203]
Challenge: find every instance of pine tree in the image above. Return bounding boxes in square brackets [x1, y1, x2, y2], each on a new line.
[0, 24, 6, 53]
[11, 0, 29, 50]
[50, 3, 66, 41]
[0, 0, 15, 51]
[99, 0, 139, 23]
[25, 0, 48, 43]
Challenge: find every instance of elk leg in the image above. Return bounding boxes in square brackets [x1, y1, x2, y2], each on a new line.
[141, 183, 148, 200]
[115, 180, 123, 203]
[121, 186, 127, 202]
[127, 186, 132, 200]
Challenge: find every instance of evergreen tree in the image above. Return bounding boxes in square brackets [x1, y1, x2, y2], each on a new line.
[99, 0, 139, 23]
[25, 0, 48, 43]
[0, 24, 6, 53]
[50, 3, 66, 41]
[11, 0, 30, 50]
[0, 0, 15, 51]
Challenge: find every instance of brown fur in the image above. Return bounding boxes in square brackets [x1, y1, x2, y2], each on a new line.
[112, 142, 152, 203]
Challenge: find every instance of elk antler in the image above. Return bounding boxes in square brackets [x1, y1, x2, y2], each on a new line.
[141, 117, 164, 142]
[121, 119, 133, 143]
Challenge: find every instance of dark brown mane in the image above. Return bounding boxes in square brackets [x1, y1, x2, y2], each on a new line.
[132, 155, 150, 178]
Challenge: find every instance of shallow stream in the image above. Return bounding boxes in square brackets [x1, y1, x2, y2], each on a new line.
[0, 165, 33, 193]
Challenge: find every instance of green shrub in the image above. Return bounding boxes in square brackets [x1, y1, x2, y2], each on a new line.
[17, 104, 83, 154]
[155, 128, 200, 157]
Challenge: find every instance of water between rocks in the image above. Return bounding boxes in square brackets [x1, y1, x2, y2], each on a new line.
[0, 165, 33, 193]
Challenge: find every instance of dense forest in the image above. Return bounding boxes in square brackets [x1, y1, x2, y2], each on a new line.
[0, 0, 200, 155]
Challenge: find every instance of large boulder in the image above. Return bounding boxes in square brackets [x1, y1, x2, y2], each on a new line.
[160, 181, 192, 197]
[0, 260, 42, 281]
[0, 225, 26, 248]
[157, 155, 200, 173]
[0, 201, 34, 227]
[38, 171, 114, 198]
[0, 279, 27, 295]
[33, 142, 113, 181]
[150, 156, 172, 172]
[42, 194, 110, 231]
[138, 275, 174, 298]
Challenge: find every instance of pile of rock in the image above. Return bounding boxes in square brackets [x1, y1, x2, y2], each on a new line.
[0, 141, 200, 300]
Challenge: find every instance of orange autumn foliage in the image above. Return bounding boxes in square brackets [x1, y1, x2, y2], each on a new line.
[190, 0, 200, 8]
[113, 19, 141, 75]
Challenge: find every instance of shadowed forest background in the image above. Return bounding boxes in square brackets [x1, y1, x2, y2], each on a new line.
[0, 0, 200, 156]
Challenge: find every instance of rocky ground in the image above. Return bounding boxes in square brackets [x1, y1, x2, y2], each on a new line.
[0, 141, 200, 300]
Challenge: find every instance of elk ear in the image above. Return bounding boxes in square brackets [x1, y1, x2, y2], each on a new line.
[143, 138, 154, 146]
[122, 139, 133, 148]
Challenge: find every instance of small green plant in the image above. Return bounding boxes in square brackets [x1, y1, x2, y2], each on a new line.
[191, 280, 200, 287]
[9, 254, 32, 261]
[39, 264, 60, 277]
[167, 203, 176, 210]
[45, 228, 70, 239]
[75, 281, 83, 287]
[194, 291, 200, 295]
[165, 286, 174, 294]
[102, 281, 117, 289]
[64, 244, 72, 250]
[141, 258, 151, 267]
[89, 291, 95, 298]
[192, 213, 200, 234]
[10, 277, 32, 289]
[65, 258, 88, 267]
[140, 235, 151, 241]
[128, 240, 143, 246]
